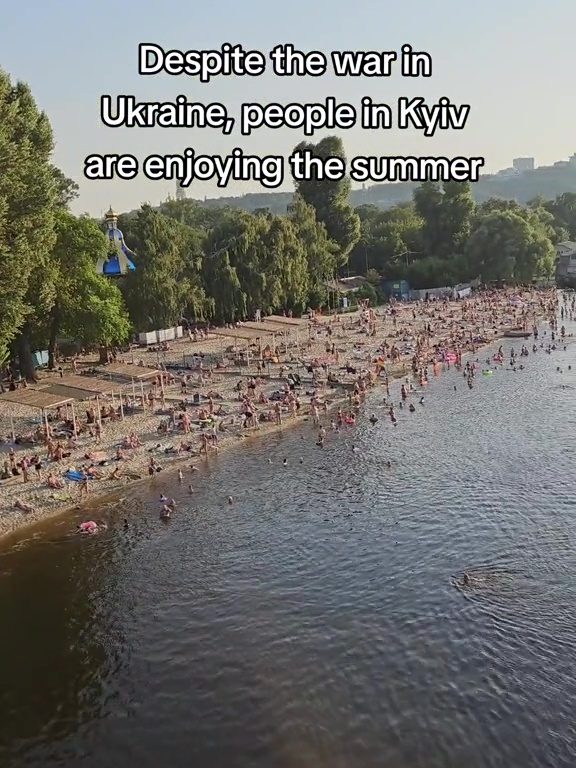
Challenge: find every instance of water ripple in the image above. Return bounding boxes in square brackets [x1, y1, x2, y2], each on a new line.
[2, 332, 576, 767]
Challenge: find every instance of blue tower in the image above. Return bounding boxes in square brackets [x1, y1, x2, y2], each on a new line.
[96, 206, 136, 277]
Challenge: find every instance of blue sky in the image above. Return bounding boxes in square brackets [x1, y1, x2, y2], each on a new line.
[2, 0, 574, 215]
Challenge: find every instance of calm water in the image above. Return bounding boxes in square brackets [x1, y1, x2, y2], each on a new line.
[2, 326, 576, 767]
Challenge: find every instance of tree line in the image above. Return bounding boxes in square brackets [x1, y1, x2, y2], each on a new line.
[0, 69, 571, 379]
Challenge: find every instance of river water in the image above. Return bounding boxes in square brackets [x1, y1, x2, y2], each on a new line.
[2, 326, 576, 768]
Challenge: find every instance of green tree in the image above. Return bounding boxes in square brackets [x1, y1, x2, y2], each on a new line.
[51, 166, 79, 210]
[288, 194, 335, 307]
[545, 193, 576, 239]
[465, 210, 555, 282]
[45, 210, 131, 366]
[202, 251, 246, 323]
[439, 181, 475, 255]
[120, 205, 207, 331]
[291, 136, 360, 264]
[203, 209, 266, 318]
[414, 181, 474, 257]
[413, 181, 443, 255]
[160, 197, 236, 232]
[0, 70, 57, 377]
[262, 216, 309, 313]
[348, 202, 423, 277]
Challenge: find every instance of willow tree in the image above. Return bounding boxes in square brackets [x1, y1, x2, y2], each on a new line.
[0, 70, 56, 377]
[413, 181, 444, 257]
[414, 181, 474, 258]
[203, 209, 268, 317]
[288, 194, 335, 307]
[291, 136, 360, 265]
[120, 205, 207, 331]
[261, 215, 309, 314]
[45, 210, 131, 366]
[202, 250, 246, 323]
[465, 210, 555, 282]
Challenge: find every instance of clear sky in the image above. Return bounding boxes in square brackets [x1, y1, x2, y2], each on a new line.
[2, 0, 574, 216]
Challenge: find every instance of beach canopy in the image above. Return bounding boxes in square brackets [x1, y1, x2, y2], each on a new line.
[36, 374, 121, 397]
[96, 363, 160, 380]
[210, 327, 275, 341]
[265, 315, 307, 327]
[35, 383, 115, 402]
[241, 321, 288, 333]
[0, 389, 73, 410]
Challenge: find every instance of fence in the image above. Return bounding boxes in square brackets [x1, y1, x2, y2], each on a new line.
[138, 326, 183, 346]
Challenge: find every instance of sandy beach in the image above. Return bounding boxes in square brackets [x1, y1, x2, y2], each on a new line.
[0, 287, 556, 540]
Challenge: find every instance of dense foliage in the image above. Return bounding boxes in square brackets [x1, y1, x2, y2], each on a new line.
[0, 69, 567, 378]
[348, 183, 557, 288]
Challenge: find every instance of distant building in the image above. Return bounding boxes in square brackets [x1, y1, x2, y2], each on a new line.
[175, 181, 186, 201]
[325, 276, 368, 293]
[512, 157, 535, 173]
[555, 241, 576, 285]
[496, 167, 519, 178]
[381, 279, 410, 301]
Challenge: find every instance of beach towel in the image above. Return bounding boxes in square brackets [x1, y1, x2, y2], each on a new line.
[65, 470, 86, 482]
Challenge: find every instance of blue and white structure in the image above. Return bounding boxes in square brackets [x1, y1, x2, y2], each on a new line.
[96, 207, 136, 277]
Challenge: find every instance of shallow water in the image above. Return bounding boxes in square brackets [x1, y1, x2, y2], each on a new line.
[2, 326, 576, 767]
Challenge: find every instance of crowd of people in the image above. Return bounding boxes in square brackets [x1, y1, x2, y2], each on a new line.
[0, 286, 564, 536]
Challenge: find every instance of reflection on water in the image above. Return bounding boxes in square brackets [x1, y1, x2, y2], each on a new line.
[2, 336, 576, 767]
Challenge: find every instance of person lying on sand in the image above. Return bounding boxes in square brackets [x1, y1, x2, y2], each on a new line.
[14, 498, 34, 513]
[83, 465, 104, 479]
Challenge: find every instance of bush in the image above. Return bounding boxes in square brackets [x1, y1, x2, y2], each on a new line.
[355, 283, 379, 304]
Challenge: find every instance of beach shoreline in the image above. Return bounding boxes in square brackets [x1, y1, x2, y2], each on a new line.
[0, 289, 555, 543]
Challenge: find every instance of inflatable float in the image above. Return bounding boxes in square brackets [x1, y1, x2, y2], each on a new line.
[78, 521, 98, 535]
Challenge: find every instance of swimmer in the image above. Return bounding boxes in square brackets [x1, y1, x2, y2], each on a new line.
[369, 414, 378, 424]
[461, 572, 471, 587]
[299, 457, 304, 463]
[268, 458, 272, 464]
[188, 484, 194, 494]
[409, 403, 416, 412]
[386, 460, 392, 468]
[283, 459, 288, 466]
[78, 520, 99, 535]
[160, 494, 168, 503]
[228, 495, 233, 504]
[177, 469, 183, 483]
[123, 518, 129, 530]
[159, 505, 171, 520]
[419, 396, 425, 404]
